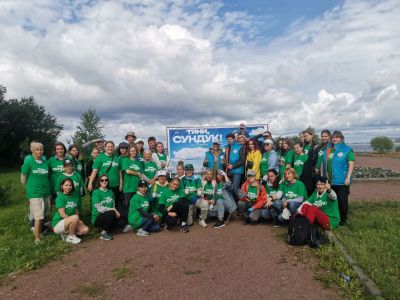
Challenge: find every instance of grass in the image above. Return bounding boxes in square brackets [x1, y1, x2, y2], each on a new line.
[334, 201, 400, 300]
[112, 267, 134, 279]
[71, 282, 104, 297]
[0, 169, 94, 280]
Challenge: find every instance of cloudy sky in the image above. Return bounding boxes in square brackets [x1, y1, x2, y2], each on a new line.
[1, 0, 399, 144]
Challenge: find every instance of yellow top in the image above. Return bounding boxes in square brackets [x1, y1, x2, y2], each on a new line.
[246, 150, 262, 179]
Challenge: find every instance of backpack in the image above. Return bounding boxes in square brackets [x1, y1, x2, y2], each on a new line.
[287, 214, 311, 246]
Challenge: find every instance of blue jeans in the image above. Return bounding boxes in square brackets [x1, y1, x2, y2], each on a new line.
[230, 173, 243, 203]
[278, 201, 301, 222]
[141, 217, 160, 232]
[261, 199, 283, 220]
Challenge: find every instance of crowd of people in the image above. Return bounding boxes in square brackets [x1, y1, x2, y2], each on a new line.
[21, 126, 355, 244]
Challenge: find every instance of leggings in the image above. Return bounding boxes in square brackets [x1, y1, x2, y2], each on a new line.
[94, 210, 125, 232]
[163, 198, 189, 225]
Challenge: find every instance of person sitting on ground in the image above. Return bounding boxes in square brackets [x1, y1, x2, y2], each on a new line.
[91, 175, 125, 240]
[150, 170, 170, 220]
[212, 169, 237, 228]
[158, 177, 190, 233]
[238, 170, 267, 224]
[55, 158, 85, 212]
[297, 176, 339, 230]
[21, 141, 51, 243]
[181, 164, 208, 227]
[52, 178, 89, 244]
[142, 149, 158, 186]
[152, 142, 170, 170]
[261, 169, 283, 226]
[203, 139, 225, 176]
[278, 168, 307, 222]
[128, 180, 160, 237]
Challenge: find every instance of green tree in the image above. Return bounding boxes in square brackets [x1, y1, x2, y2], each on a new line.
[71, 107, 104, 148]
[370, 136, 394, 153]
[0, 86, 63, 165]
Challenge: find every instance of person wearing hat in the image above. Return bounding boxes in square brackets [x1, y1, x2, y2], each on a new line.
[297, 176, 339, 230]
[203, 139, 225, 175]
[159, 177, 190, 232]
[125, 131, 136, 147]
[260, 139, 280, 180]
[150, 170, 169, 219]
[128, 180, 160, 236]
[142, 150, 158, 185]
[135, 138, 145, 158]
[278, 167, 307, 223]
[225, 133, 245, 204]
[238, 123, 250, 138]
[238, 170, 267, 223]
[55, 158, 85, 212]
[181, 164, 208, 227]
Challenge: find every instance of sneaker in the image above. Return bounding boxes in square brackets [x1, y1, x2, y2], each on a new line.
[198, 219, 207, 228]
[181, 225, 189, 233]
[100, 231, 113, 241]
[122, 224, 132, 233]
[213, 220, 225, 228]
[65, 235, 81, 244]
[136, 228, 150, 237]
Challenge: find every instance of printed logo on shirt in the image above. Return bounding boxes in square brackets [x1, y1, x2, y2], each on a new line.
[102, 197, 114, 205]
[167, 194, 180, 204]
[217, 188, 222, 195]
[141, 201, 149, 209]
[130, 164, 141, 171]
[304, 149, 309, 155]
[145, 166, 157, 172]
[32, 168, 48, 175]
[233, 149, 238, 154]
[65, 202, 77, 209]
[318, 150, 324, 156]
[329, 153, 334, 159]
[52, 166, 64, 172]
[337, 152, 344, 158]
[294, 160, 304, 166]
[247, 191, 257, 200]
[313, 199, 326, 208]
[102, 161, 119, 168]
[285, 191, 299, 199]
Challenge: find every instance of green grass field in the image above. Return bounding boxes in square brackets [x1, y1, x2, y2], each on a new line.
[0, 169, 93, 279]
[334, 201, 400, 300]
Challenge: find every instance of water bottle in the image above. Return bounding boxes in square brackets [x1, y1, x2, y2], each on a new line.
[338, 272, 350, 285]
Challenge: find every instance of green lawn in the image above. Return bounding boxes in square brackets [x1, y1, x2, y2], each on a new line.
[335, 201, 400, 300]
[0, 169, 93, 279]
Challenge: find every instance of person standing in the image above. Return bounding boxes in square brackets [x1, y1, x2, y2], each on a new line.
[142, 149, 158, 186]
[21, 141, 51, 243]
[279, 138, 294, 177]
[125, 131, 137, 147]
[152, 142, 170, 170]
[48, 142, 67, 200]
[148, 137, 157, 153]
[203, 139, 225, 175]
[260, 139, 280, 180]
[315, 130, 332, 176]
[238, 123, 250, 138]
[225, 133, 245, 203]
[66, 144, 85, 179]
[245, 138, 262, 180]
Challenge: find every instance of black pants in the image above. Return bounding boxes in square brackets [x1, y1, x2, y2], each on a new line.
[94, 210, 125, 232]
[332, 185, 350, 223]
[122, 192, 135, 221]
[163, 198, 189, 225]
[111, 187, 122, 212]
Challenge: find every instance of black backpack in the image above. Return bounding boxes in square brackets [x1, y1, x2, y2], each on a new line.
[287, 214, 311, 246]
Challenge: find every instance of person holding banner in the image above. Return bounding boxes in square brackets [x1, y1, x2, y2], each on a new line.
[225, 133, 245, 204]
[203, 139, 225, 175]
[152, 142, 170, 171]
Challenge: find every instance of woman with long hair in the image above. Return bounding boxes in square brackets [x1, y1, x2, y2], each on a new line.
[245, 138, 262, 180]
[152, 142, 170, 170]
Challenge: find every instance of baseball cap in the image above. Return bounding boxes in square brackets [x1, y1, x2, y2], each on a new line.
[184, 164, 194, 170]
[125, 131, 136, 140]
[263, 139, 274, 145]
[156, 170, 167, 178]
[63, 158, 73, 166]
[137, 180, 148, 188]
[135, 138, 144, 144]
[212, 138, 220, 145]
[247, 170, 256, 177]
[239, 123, 245, 129]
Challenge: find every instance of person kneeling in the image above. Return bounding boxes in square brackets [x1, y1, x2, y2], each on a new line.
[52, 178, 89, 244]
[297, 176, 340, 230]
[128, 180, 160, 237]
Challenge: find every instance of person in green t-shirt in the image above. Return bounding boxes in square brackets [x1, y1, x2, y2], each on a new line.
[315, 129, 332, 175]
[159, 178, 190, 232]
[150, 170, 170, 218]
[202, 169, 217, 218]
[261, 169, 283, 225]
[151, 142, 170, 170]
[91, 175, 124, 241]
[298, 176, 340, 230]
[128, 180, 160, 236]
[67, 144, 85, 179]
[52, 178, 89, 244]
[279, 138, 294, 177]
[48, 142, 67, 199]
[142, 150, 158, 186]
[21, 141, 51, 243]
[278, 167, 307, 222]
[135, 138, 145, 158]
[293, 142, 308, 179]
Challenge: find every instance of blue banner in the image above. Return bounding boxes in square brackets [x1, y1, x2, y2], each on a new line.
[167, 124, 268, 173]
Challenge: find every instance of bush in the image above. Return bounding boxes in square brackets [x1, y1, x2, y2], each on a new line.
[370, 136, 394, 153]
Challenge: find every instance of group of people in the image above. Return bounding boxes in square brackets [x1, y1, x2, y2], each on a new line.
[21, 126, 355, 244]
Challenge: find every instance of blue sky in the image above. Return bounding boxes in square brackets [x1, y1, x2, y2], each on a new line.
[0, 0, 399, 144]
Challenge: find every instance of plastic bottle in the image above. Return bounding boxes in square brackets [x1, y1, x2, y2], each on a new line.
[339, 272, 350, 285]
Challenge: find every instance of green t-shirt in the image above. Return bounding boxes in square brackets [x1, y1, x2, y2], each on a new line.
[128, 193, 150, 229]
[21, 157, 51, 199]
[304, 144, 311, 155]
[66, 155, 83, 174]
[93, 153, 121, 188]
[203, 181, 215, 200]
[122, 158, 143, 193]
[316, 146, 326, 169]
[159, 188, 184, 207]
[293, 154, 308, 178]
[265, 181, 280, 198]
[279, 180, 308, 201]
[143, 161, 158, 180]
[260, 152, 270, 177]
[307, 191, 340, 229]
[48, 156, 65, 194]
[216, 183, 224, 200]
[326, 148, 355, 182]
[55, 172, 85, 211]
[246, 185, 258, 202]
[280, 149, 294, 177]
[181, 177, 201, 200]
[150, 182, 169, 217]
[91, 188, 115, 224]
[52, 193, 78, 228]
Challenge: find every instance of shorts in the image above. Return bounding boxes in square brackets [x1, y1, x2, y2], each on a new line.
[53, 220, 67, 234]
[29, 196, 51, 220]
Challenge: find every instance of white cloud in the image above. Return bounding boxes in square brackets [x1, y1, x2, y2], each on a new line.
[173, 147, 208, 160]
[0, 0, 399, 145]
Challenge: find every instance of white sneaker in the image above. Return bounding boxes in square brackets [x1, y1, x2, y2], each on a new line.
[136, 229, 149, 237]
[122, 224, 132, 233]
[199, 219, 207, 228]
[65, 235, 81, 244]
[60, 233, 68, 241]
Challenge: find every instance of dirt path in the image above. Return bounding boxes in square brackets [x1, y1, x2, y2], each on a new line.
[355, 155, 400, 171]
[350, 181, 400, 202]
[0, 219, 340, 300]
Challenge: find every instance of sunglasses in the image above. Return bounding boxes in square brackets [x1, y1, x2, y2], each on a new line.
[100, 179, 109, 182]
